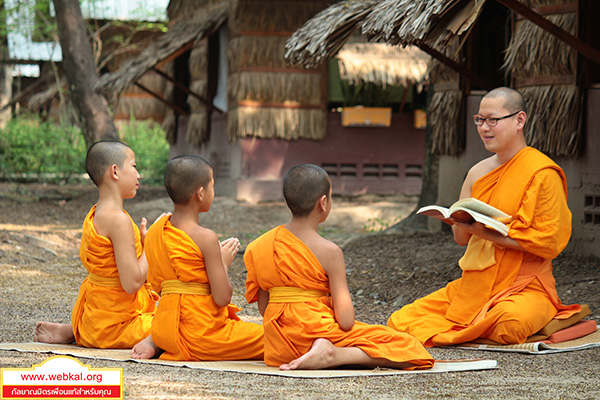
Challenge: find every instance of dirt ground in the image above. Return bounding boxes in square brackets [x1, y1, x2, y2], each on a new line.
[1, 181, 599, 399]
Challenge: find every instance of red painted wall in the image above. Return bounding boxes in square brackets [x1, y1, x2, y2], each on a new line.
[237, 111, 425, 201]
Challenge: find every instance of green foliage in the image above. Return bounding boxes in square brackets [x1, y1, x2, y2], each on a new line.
[0, 114, 86, 181]
[0, 114, 170, 185]
[119, 119, 169, 185]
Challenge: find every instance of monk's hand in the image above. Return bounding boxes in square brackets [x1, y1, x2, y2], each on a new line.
[140, 217, 148, 244]
[152, 212, 172, 225]
[220, 237, 240, 267]
[452, 220, 487, 237]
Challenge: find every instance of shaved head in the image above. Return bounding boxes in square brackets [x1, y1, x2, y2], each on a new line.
[283, 164, 331, 217]
[483, 87, 527, 114]
[164, 155, 212, 205]
[85, 140, 130, 186]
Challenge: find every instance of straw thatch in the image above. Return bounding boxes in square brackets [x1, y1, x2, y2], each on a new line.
[336, 42, 430, 87]
[227, 107, 326, 141]
[227, 0, 327, 142]
[430, 88, 464, 155]
[230, 0, 325, 33]
[228, 36, 295, 71]
[362, 0, 484, 50]
[94, 0, 229, 99]
[285, 0, 483, 69]
[185, 40, 210, 146]
[503, 4, 581, 157]
[520, 85, 582, 156]
[227, 72, 322, 105]
[168, 0, 226, 21]
[284, 0, 380, 68]
[503, 14, 576, 78]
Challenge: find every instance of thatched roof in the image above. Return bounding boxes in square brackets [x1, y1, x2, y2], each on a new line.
[94, 1, 229, 99]
[285, 0, 484, 68]
[336, 42, 430, 87]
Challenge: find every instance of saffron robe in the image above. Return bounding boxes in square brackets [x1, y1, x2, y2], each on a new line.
[387, 147, 581, 346]
[72, 205, 157, 348]
[244, 226, 434, 368]
[146, 215, 264, 361]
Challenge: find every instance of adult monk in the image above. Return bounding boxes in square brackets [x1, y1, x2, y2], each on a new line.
[387, 87, 582, 346]
[244, 164, 434, 370]
[132, 155, 264, 360]
[34, 140, 157, 348]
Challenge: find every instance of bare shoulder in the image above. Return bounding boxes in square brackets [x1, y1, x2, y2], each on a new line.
[311, 236, 344, 268]
[185, 224, 219, 251]
[465, 156, 498, 184]
[94, 207, 131, 238]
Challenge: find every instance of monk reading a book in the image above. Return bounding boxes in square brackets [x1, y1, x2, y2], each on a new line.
[131, 155, 264, 360]
[387, 87, 583, 346]
[34, 140, 157, 348]
[244, 164, 434, 370]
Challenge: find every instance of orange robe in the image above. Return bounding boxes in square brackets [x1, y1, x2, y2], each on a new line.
[244, 226, 434, 368]
[72, 205, 157, 348]
[146, 215, 264, 361]
[388, 147, 581, 346]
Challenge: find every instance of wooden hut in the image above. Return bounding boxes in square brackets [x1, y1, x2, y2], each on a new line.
[96, 0, 432, 202]
[286, 0, 600, 257]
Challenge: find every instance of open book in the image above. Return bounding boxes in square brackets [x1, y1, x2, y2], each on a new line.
[417, 198, 511, 236]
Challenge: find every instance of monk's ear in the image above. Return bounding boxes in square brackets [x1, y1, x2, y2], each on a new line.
[195, 186, 205, 202]
[109, 164, 119, 181]
[516, 111, 527, 129]
[317, 195, 328, 212]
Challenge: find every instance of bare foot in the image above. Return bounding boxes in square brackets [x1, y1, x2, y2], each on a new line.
[220, 237, 240, 267]
[34, 322, 74, 344]
[131, 335, 161, 359]
[279, 338, 336, 370]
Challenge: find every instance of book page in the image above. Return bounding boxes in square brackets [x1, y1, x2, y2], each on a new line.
[451, 198, 510, 219]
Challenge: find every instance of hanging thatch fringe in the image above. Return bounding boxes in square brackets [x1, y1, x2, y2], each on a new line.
[186, 111, 209, 146]
[114, 97, 166, 120]
[503, 14, 576, 78]
[230, 0, 325, 33]
[336, 43, 430, 87]
[187, 80, 209, 110]
[521, 85, 581, 157]
[228, 36, 293, 71]
[227, 72, 322, 105]
[123, 70, 169, 95]
[227, 107, 326, 142]
[189, 41, 208, 79]
[162, 111, 177, 144]
[285, 0, 380, 68]
[430, 89, 464, 156]
[503, 6, 580, 158]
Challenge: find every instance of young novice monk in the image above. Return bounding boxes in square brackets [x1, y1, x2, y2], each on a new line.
[244, 164, 434, 370]
[34, 140, 157, 348]
[132, 155, 264, 360]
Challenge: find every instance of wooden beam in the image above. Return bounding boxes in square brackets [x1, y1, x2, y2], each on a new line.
[154, 41, 195, 70]
[151, 67, 223, 113]
[417, 43, 494, 91]
[134, 82, 189, 116]
[495, 0, 600, 67]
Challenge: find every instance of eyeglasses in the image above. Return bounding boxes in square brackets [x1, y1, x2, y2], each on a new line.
[473, 111, 521, 127]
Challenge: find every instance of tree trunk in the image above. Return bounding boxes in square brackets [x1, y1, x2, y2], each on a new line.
[0, 0, 13, 128]
[52, 0, 118, 146]
[386, 88, 439, 234]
